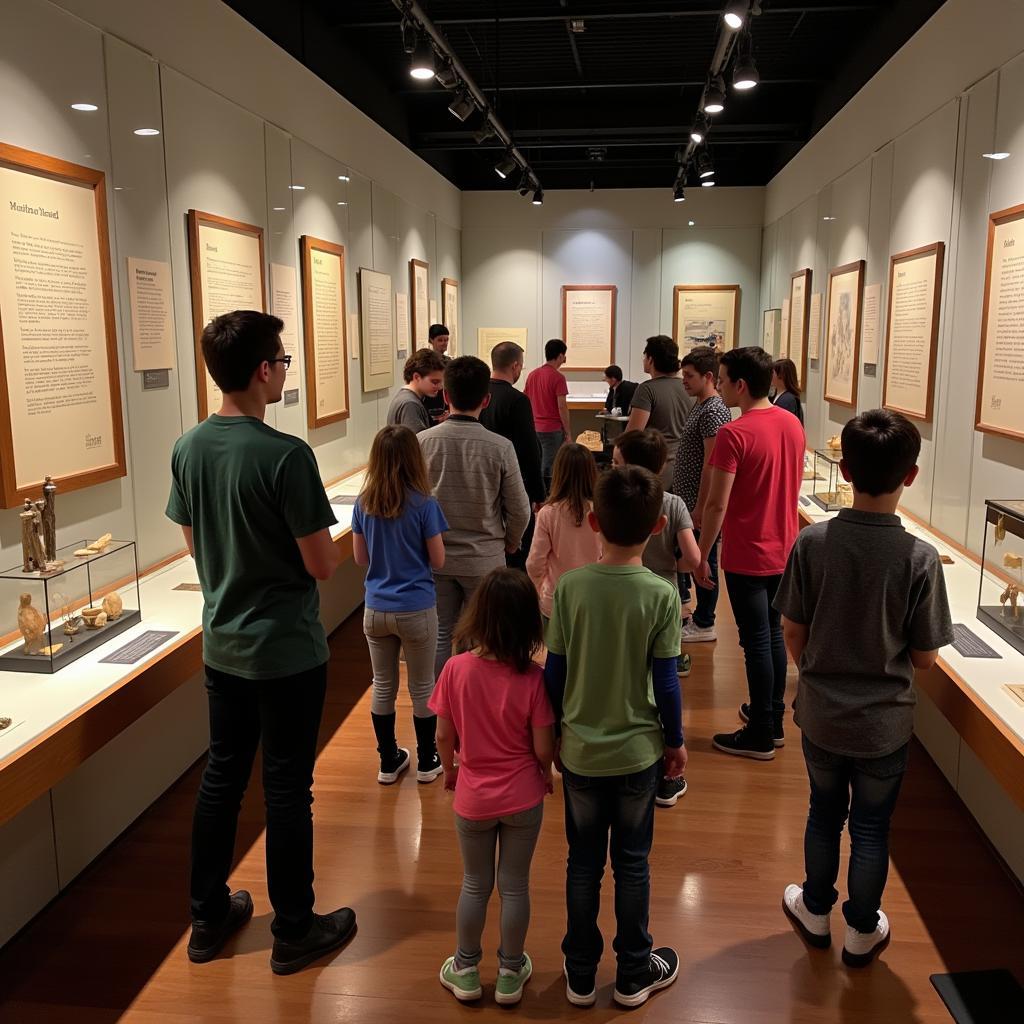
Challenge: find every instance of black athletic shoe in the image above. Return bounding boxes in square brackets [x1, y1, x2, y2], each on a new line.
[378, 747, 410, 785]
[739, 703, 785, 747]
[655, 776, 688, 807]
[270, 907, 357, 975]
[613, 947, 679, 1007]
[416, 750, 444, 783]
[187, 890, 254, 963]
[563, 961, 597, 1007]
[713, 726, 775, 760]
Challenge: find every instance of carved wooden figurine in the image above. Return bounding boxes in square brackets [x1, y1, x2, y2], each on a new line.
[19, 500, 46, 573]
[42, 475, 57, 562]
[827, 435, 842, 451]
[17, 593, 46, 654]
[1000, 582, 1021, 620]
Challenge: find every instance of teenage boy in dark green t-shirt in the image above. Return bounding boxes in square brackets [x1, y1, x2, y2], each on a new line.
[166, 310, 354, 975]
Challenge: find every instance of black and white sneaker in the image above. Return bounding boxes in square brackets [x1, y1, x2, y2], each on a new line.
[416, 751, 444, 783]
[377, 747, 410, 785]
[713, 726, 775, 760]
[739, 703, 785, 747]
[613, 947, 679, 1007]
[655, 776, 688, 807]
[563, 961, 597, 1007]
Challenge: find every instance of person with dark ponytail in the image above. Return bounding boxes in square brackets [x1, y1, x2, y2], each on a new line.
[771, 359, 804, 426]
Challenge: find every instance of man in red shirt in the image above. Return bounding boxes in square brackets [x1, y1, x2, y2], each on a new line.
[524, 339, 570, 494]
[694, 346, 804, 760]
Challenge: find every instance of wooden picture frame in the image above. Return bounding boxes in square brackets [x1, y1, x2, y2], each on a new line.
[976, 203, 1024, 440]
[409, 258, 430, 351]
[561, 284, 616, 371]
[0, 142, 126, 507]
[300, 235, 349, 428]
[672, 284, 741, 352]
[788, 269, 812, 389]
[823, 259, 866, 407]
[187, 209, 266, 421]
[441, 276, 459, 356]
[882, 242, 945, 422]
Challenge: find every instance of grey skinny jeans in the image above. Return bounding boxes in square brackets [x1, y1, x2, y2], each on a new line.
[433, 573, 484, 681]
[454, 803, 544, 971]
[363, 606, 438, 718]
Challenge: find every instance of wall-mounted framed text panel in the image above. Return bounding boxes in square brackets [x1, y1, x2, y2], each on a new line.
[824, 259, 865, 407]
[807, 293, 823, 361]
[442, 277, 460, 357]
[882, 241, 944, 422]
[0, 142, 126, 508]
[562, 285, 616, 371]
[410, 258, 429, 351]
[478, 327, 528, 366]
[358, 267, 394, 393]
[976, 204, 1024, 440]
[301, 236, 349, 428]
[186, 209, 266, 421]
[762, 309, 781, 354]
[788, 269, 812, 389]
[672, 284, 740, 352]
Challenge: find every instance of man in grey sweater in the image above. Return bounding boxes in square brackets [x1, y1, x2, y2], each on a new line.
[418, 356, 531, 679]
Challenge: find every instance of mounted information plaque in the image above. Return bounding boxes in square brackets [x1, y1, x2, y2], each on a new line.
[301, 235, 349, 428]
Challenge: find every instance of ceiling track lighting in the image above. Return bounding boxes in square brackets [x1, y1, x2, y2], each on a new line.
[494, 152, 518, 180]
[724, 3, 747, 30]
[673, 183, 686, 203]
[447, 90, 475, 122]
[732, 30, 759, 90]
[400, 17, 417, 53]
[690, 113, 709, 145]
[703, 75, 726, 115]
[472, 122, 497, 144]
[696, 148, 715, 179]
[409, 33, 435, 80]
[435, 60, 459, 90]
[531, 188, 544, 206]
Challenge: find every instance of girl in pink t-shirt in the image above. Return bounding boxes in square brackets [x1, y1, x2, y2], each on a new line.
[429, 569, 555, 1006]
[526, 443, 602, 619]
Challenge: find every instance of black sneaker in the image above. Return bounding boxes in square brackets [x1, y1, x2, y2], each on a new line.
[713, 726, 775, 760]
[655, 776, 688, 807]
[378, 747, 410, 785]
[563, 960, 597, 1007]
[270, 907, 357, 975]
[416, 750, 444, 783]
[188, 890, 253, 963]
[613, 946, 679, 1007]
[739, 703, 785, 747]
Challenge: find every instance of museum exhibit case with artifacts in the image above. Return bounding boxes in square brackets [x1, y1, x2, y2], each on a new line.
[810, 445, 852, 511]
[977, 500, 1024, 655]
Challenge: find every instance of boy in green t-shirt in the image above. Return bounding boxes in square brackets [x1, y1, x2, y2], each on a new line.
[544, 465, 686, 1009]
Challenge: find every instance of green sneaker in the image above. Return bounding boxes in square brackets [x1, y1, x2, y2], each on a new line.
[678, 653, 692, 677]
[440, 956, 482, 1001]
[495, 952, 533, 1005]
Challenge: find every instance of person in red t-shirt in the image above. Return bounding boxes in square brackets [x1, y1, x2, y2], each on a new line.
[694, 346, 805, 760]
[524, 339, 570, 494]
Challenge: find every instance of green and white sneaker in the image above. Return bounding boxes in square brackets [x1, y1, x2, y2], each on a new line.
[440, 956, 482, 1001]
[495, 953, 533, 1005]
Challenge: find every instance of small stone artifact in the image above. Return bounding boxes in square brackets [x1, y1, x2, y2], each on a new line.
[17, 593, 46, 654]
[1000, 582, 1021, 620]
[0, 717, 12, 731]
[39, 643, 62, 656]
[939, 554, 954, 565]
[827, 435, 842, 451]
[1003, 552, 1023, 571]
[63, 616, 82, 638]
[75, 533, 113, 558]
[42, 476, 57, 563]
[20, 501, 47, 573]
[102, 592, 123, 621]
[575, 430, 603, 452]
[81, 606, 107, 629]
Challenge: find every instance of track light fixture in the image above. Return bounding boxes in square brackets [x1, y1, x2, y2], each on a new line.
[435, 60, 459, 90]
[472, 121, 497, 144]
[696, 148, 715, 179]
[531, 188, 544, 206]
[673, 183, 686, 203]
[701, 178, 716, 187]
[409, 33, 435, 80]
[494, 151, 518, 179]
[400, 17, 417, 53]
[703, 76, 726, 115]
[690, 113, 709, 145]
[724, 3, 746, 30]
[448, 90, 475, 121]
[732, 31, 759, 90]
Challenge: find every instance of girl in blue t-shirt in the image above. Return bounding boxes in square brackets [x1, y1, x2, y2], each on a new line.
[353, 425, 448, 785]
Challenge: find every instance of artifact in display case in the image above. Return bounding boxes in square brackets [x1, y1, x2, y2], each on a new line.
[978, 500, 1024, 655]
[1, 538, 140, 674]
[810, 448, 852, 511]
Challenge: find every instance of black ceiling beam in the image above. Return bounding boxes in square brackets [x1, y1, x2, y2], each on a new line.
[418, 137, 804, 152]
[401, 78, 822, 95]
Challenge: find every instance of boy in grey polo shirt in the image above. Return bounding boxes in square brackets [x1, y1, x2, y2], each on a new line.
[773, 409, 952, 968]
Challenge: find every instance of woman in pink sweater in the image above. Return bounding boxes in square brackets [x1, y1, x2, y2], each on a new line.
[526, 443, 602, 621]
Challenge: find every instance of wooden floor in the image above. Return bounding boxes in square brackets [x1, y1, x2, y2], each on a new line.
[1, 600, 1022, 1023]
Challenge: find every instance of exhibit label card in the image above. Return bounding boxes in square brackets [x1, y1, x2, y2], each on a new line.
[410, 259, 429, 349]
[562, 286, 615, 370]
[359, 267, 394, 391]
[673, 285, 739, 352]
[861, 283, 882, 365]
[429, 298, 438, 328]
[478, 327, 528, 378]
[395, 291, 411, 358]
[808, 293, 823, 360]
[349, 311, 360, 359]
[442, 278, 459, 356]
[305, 242, 349, 423]
[270, 262, 300, 389]
[127, 257, 175, 372]
[780, 298, 791, 359]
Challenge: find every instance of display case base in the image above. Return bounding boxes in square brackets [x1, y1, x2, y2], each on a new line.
[977, 606, 1024, 657]
[0, 609, 142, 675]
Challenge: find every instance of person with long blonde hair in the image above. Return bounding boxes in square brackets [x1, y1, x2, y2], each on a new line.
[353, 425, 448, 785]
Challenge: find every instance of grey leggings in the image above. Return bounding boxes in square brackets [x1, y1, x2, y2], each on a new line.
[363, 606, 438, 717]
[454, 803, 544, 971]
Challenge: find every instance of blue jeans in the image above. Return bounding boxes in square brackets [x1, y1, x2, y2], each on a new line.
[724, 571, 787, 734]
[801, 736, 909, 933]
[537, 430, 564, 495]
[561, 762, 659, 980]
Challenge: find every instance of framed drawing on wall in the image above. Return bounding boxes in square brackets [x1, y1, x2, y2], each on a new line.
[301, 235, 349, 428]
[562, 285, 616, 370]
[882, 242, 944, 422]
[442, 277, 459, 356]
[673, 284, 740, 352]
[358, 267, 394, 393]
[762, 309, 781, 354]
[0, 142, 126, 507]
[976, 204, 1024, 440]
[187, 209, 266, 421]
[410, 258, 429, 351]
[823, 259, 865, 407]
[788, 269, 812, 388]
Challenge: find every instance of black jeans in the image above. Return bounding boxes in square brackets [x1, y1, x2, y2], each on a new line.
[724, 571, 787, 733]
[692, 529, 720, 629]
[190, 663, 327, 940]
[801, 736, 909, 933]
[506, 510, 536, 571]
[561, 762, 659, 980]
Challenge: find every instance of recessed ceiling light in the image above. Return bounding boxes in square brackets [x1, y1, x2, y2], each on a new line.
[71, 102, 98, 112]
[982, 152, 1011, 160]
[688, 220, 695, 226]
[272, 206, 285, 211]
[133, 128, 160, 136]
[338, 174, 350, 181]
[289, 184, 305, 190]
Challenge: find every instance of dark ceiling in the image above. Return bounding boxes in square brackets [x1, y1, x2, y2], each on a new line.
[223, 0, 948, 191]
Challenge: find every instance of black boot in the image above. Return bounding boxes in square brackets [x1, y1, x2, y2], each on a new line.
[371, 712, 409, 785]
[413, 714, 443, 783]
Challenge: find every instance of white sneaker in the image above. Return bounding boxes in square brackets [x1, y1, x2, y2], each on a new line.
[681, 621, 717, 643]
[842, 911, 890, 967]
[782, 884, 831, 949]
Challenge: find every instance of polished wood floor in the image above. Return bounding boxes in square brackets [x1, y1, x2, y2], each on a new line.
[1, 599, 1022, 1023]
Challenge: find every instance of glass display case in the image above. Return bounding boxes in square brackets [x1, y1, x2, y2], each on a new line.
[810, 448, 852, 512]
[978, 500, 1024, 656]
[0, 540, 140, 674]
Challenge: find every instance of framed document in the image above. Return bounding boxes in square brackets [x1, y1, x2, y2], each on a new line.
[410, 258, 429, 350]
[478, 327, 528, 367]
[0, 142, 126, 508]
[561, 285, 616, 370]
[358, 267, 394, 393]
[442, 277, 460, 356]
[672, 284, 740, 352]
[976, 204, 1024, 440]
[395, 292, 410, 359]
[187, 209, 266, 420]
[808, 292, 823, 360]
[824, 260, 865, 407]
[301, 235, 349, 428]
[788, 269, 811, 388]
[762, 309, 781, 353]
[780, 298, 790, 358]
[883, 242, 944, 422]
